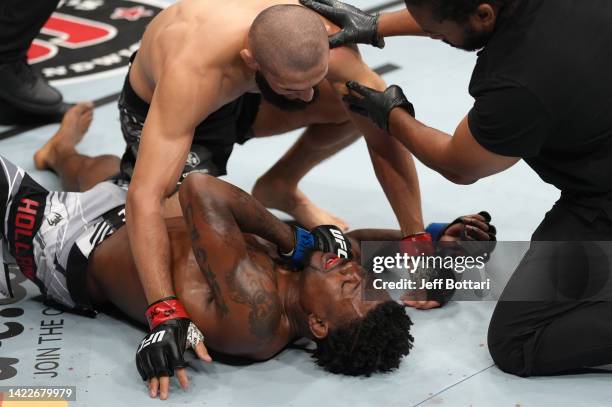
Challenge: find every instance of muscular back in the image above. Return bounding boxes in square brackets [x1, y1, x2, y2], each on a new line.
[87, 218, 292, 359]
[129, 0, 300, 105]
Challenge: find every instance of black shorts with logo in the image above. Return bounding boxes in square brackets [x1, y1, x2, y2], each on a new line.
[117, 72, 261, 183]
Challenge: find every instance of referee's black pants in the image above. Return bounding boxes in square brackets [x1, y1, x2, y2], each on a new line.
[0, 0, 61, 63]
[488, 196, 612, 376]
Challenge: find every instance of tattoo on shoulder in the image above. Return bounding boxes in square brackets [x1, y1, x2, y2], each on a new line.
[226, 266, 281, 340]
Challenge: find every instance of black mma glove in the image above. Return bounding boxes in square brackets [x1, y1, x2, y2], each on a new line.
[299, 0, 384, 48]
[135, 297, 204, 381]
[434, 211, 497, 242]
[279, 225, 352, 269]
[402, 213, 497, 309]
[410, 212, 497, 307]
[435, 211, 497, 261]
[344, 82, 415, 132]
[311, 225, 353, 260]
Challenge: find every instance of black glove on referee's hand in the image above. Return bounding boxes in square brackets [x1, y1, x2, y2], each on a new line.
[343, 81, 415, 132]
[299, 0, 384, 48]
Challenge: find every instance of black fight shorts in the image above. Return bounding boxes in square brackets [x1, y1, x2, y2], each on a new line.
[117, 73, 261, 184]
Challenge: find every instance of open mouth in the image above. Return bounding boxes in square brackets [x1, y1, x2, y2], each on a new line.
[323, 253, 342, 271]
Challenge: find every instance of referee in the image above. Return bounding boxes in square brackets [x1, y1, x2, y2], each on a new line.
[302, 0, 612, 376]
[0, 0, 65, 120]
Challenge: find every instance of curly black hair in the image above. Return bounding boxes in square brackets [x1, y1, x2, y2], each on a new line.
[403, 0, 515, 22]
[312, 301, 414, 376]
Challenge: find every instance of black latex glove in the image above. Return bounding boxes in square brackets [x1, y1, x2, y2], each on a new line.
[343, 81, 415, 132]
[299, 0, 384, 48]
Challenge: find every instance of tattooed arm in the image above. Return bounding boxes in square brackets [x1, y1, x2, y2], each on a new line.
[178, 173, 294, 347]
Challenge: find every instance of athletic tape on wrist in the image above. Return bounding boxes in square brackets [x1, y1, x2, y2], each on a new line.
[186, 322, 205, 349]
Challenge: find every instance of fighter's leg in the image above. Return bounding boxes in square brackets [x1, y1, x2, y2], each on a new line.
[251, 80, 359, 230]
[33, 103, 121, 192]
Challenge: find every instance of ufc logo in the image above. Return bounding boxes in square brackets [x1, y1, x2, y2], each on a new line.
[27, 13, 117, 64]
[137, 330, 166, 352]
[330, 228, 349, 259]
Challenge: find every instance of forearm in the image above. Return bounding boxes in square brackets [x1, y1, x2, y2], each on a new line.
[348, 108, 424, 235]
[388, 109, 479, 185]
[377, 9, 425, 37]
[180, 174, 295, 253]
[126, 191, 174, 303]
[328, 48, 424, 234]
[367, 138, 424, 235]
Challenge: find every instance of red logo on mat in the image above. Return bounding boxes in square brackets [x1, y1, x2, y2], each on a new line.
[26, 0, 163, 82]
[27, 13, 116, 64]
[111, 6, 154, 21]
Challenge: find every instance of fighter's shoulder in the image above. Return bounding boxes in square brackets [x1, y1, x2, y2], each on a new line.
[326, 43, 363, 85]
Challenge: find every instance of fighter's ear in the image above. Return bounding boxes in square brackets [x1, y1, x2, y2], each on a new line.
[240, 48, 260, 71]
[308, 313, 329, 339]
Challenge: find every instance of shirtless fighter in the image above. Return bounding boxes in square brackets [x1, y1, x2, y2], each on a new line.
[2, 105, 495, 399]
[84, 0, 429, 391]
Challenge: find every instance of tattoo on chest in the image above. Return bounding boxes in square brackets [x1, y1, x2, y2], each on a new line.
[226, 265, 281, 340]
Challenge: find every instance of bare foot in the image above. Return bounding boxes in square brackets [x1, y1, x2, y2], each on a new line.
[34, 102, 94, 170]
[253, 175, 349, 231]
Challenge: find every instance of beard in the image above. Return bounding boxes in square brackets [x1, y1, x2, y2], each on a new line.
[444, 25, 494, 52]
[255, 71, 320, 111]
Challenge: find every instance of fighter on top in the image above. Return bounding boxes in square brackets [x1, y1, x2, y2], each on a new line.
[92, 0, 430, 395]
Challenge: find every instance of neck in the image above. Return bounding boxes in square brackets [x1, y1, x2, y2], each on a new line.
[276, 268, 311, 340]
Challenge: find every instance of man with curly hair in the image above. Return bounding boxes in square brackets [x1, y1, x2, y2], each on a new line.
[2, 105, 495, 398]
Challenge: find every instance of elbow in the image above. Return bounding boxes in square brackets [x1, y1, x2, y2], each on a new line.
[178, 172, 222, 209]
[457, 177, 479, 186]
[126, 185, 163, 217]
[445, 174, 480, 185]
[180, 172, 212, 193]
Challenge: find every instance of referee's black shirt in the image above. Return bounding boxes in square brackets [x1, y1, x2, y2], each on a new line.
[468, 0, 612, 219]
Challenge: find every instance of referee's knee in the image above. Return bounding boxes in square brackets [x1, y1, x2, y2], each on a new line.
[487, 307, 530, 377]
